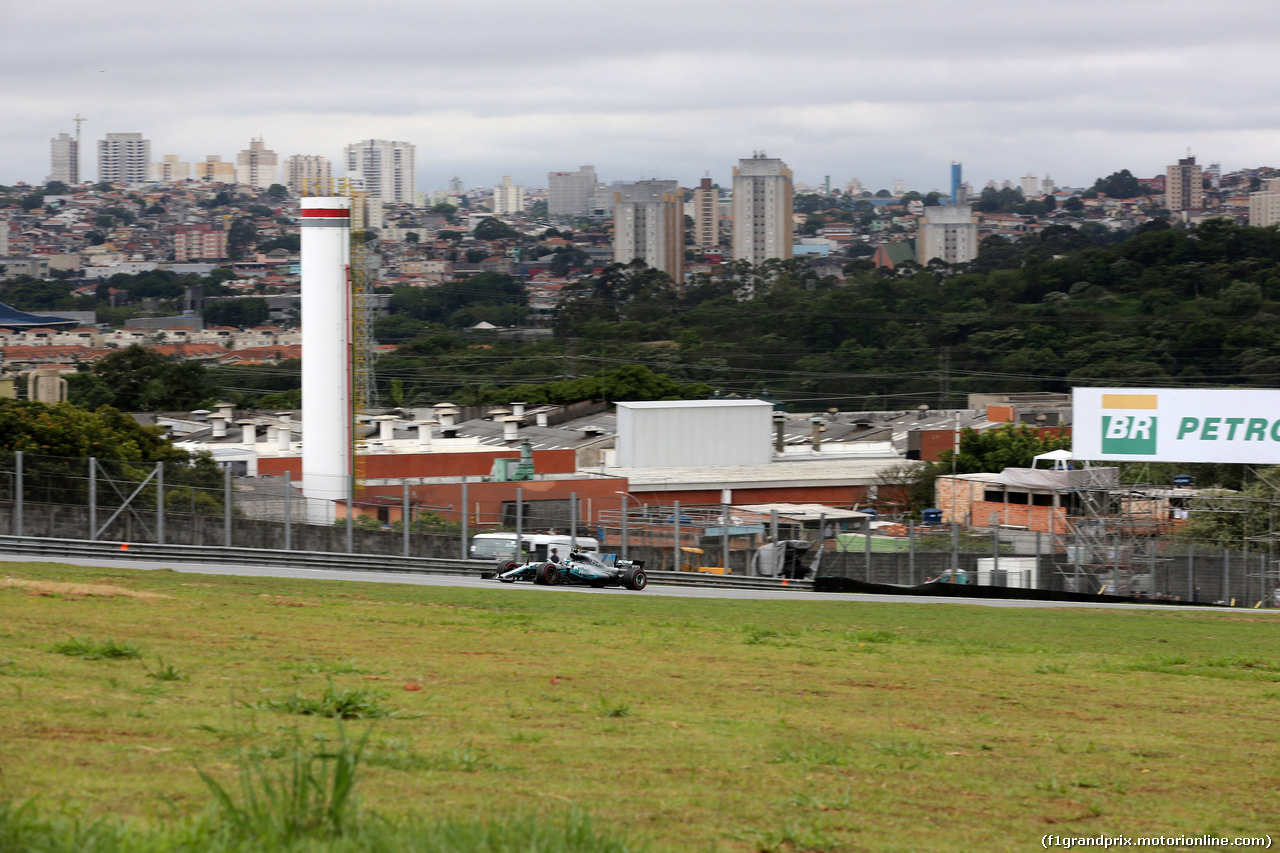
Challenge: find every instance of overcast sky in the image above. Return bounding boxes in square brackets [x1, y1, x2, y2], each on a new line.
[3, 0, 1279, 194]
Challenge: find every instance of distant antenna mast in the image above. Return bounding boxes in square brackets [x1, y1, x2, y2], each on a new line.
[72, 114, 86, 184]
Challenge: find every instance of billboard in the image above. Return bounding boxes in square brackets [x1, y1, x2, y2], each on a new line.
[1073, 387, 1280, 463]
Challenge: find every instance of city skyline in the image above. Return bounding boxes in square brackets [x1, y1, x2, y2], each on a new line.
[3, 0, 1279, 193]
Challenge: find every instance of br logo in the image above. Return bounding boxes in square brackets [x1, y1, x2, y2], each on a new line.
[1100, 394, 1158, 455]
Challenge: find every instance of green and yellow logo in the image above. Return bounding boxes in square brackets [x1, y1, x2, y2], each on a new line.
[1100, 394, 1158, 455]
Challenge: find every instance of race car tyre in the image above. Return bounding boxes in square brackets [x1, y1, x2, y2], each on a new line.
[537, 562, 560, 586]
[623, 568, 648, 590]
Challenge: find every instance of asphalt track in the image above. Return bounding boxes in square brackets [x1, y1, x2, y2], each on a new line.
[6, 553, 1246, 612]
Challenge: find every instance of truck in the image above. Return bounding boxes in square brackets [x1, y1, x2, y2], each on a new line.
[469, 532, 601, 564]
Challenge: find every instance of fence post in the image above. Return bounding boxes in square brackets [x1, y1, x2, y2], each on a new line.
[1035, 530, 1042, 591]
[346, 475, 354, 554]
[722, 501, 731, 574]
[864, 517, 871, 582]
[516, 487, 524, 561]
[992, 527, 999, 585]
[224, 467, 232, 548]
[673, 500, 681, 574]
[1188, 542, 1195, 601]
[402, 481, 410, 558]
[156, 462, 164, 545]
[283, 470, 291, 552]
[460, 483, 468, 560]
[950, 520, 959, 576]
[619, 493, 627, 559]
[14, 450, 22, 537]
[908, 519, 916, 586]
[88, 457, 97, 541]
[1222, 547, 1229, 605]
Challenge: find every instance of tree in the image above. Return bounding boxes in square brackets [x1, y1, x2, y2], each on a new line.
[430, 202, 458, 224]
[1091, 169, 1143, 199]
[91, 345, 219, 412]
[1063, 196, 1084, 213]
[473, 217, 518, 241]
[939, 423, 1072, 474]
[0, 398, 223, 510]
[266, 184, 288, 199]
[44, 180, 69, 195]
[404, 232, 420, 244]
[202, 297, 269, 328]
[227, 217, 258, 260]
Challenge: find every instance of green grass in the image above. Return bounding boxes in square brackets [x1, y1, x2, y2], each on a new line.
[252, 680, 400, 719]
[48, 636, 142, 660]
[2, 561, 1280, 851]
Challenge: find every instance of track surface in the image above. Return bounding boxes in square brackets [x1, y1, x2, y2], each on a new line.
[3, 553, 1240, 612]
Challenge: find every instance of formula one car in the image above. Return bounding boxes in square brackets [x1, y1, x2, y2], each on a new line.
[481, 549, 648, 590]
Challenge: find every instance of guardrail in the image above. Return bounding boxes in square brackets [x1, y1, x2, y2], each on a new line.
[0, 535, 814, 592]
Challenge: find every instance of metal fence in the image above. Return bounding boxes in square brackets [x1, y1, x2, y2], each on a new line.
[0, 450, 1277, 606]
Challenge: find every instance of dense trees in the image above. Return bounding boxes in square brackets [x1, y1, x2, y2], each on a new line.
[84, 345, 220, 412]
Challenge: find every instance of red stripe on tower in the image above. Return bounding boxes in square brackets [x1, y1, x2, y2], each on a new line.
[301, 208, 351, 218]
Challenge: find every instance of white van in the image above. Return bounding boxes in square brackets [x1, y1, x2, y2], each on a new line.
[470, 532, 601, 564]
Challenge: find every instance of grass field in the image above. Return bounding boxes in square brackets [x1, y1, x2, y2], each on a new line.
[1, 562, 1279, 851]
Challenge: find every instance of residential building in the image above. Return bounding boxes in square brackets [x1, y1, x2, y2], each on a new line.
[917, 204, 977, 264]
[892, 179, 905, 196]
[731, 153, 794, 265]
[172, 225, 228, 261]
[197, 155, 236, 183]
[1166, 156, 1204, 211]
[692, 177, 719, 250]
[1042, 176, 1055, 195]
[344, 139, 416, 205]
[612, 179, 683, 284]
[492, 176, 525, 214]
[149, 154, 191, 183]
[283, 155, 332, 193]
[548, 166, 598, 216]
[1020, 174, 1039, 197]
[50, 133, 78, 184]
[235, 138, 279, 189]
[1249, 191, 1280, 228]
[950, 163, 963, 203]
[0, 221, 8, 256]
[97, 132, 150, 184]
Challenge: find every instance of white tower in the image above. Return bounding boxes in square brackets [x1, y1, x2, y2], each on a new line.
[300, 197, 352, 522]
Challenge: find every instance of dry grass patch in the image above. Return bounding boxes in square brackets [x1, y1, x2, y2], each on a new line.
[2, 576, 173, 600]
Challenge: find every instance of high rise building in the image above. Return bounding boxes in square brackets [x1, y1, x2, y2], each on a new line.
[1249, 181, 1280, 227]
[917, 204, 977, 265]
[492, 176, 525, 214]
[97, 132, 150, 184]
[1165, 156, 1204, 212]
[235, 138, 279, 189]
[548, 166, 601, 216]
[892, 179, 905, 196]
[1042, 176, 1055, 195]
[950, 163, 962, 204]
[1020, 174, 1039, 197]
[731, 153, 794, 265]
[50, 132, 79, 184]
[344, 139, 416, 205]
[692, 178, 719, 250]
[613, 179, 683, 284]
[196, 155, 236, 183]
[149, 154, 191, 183]
[448, 176, 464, 194]
[847, 177, 865, 196]
[283, 155, 332, 193]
